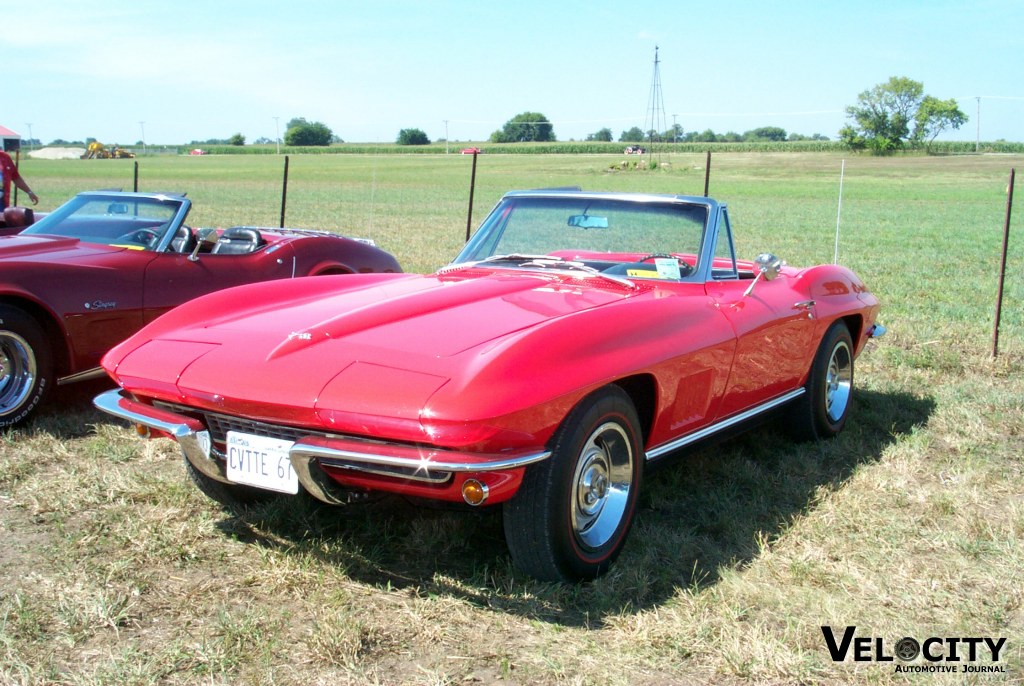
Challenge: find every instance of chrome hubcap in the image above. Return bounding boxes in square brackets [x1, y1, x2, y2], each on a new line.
[571, 422, 634, 550]
[825, 340, 852, 423]
[0, 332, 37, 416]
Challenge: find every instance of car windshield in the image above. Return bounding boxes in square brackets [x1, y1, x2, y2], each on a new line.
[452, 195, 709, 281]
[22, 194, 185, 250]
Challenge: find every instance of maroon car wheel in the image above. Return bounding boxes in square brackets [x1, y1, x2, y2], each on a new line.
[786, 320, 854, 441]
[0, 306, 52, 430]
[503, 386, 643, 582]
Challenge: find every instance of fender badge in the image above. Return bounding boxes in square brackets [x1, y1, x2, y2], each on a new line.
[84, 300, 117, 311]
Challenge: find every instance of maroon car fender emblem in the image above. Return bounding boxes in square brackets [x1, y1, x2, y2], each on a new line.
[84, 300, 117, 311]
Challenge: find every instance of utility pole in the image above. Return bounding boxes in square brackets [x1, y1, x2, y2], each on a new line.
[444, 119, 449, 154]
[274, 116, 281, 154]
[139, 121, 147, 154]
[25, 123, 33, 151]
[975, 97, 981, 153]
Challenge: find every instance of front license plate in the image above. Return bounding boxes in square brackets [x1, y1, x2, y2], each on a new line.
[225, 431, 299, 494]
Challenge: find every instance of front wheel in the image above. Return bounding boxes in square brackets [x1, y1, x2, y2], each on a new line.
[0, 306, 53, 430]
[503, 386, 643, 582]
[786, 321, 854, 441]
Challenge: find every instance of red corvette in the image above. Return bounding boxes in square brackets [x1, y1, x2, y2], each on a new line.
[95, 189, 884, 581]
[0, 190, 401, 428]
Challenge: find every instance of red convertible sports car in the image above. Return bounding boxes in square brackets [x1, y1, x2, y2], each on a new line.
[95, 189, 884, 581]
[1, 190, 401, 428]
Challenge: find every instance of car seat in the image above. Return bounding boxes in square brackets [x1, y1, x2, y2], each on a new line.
[211, 227, 265, 255]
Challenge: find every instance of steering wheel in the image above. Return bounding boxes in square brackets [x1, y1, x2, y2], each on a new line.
[637, 253, 693, 277]
[116, 228, 161, 248]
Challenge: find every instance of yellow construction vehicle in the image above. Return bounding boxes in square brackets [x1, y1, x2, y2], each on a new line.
[81, 142, 136, 159]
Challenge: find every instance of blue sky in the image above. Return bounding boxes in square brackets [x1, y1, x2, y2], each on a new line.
[6, 0, 1022, 145]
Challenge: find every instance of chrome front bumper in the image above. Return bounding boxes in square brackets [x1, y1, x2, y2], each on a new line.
[93, 389, 551, 504]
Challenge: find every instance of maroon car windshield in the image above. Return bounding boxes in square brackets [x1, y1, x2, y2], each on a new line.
[22, 194, 186, 249]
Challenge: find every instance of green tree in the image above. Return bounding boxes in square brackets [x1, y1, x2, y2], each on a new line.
[586, 127, 613, 142]
[397, 128, 430, 145]
[489, 112, 555, 143]
[840, 76, 954, 154]
[912, 96, 967, 151]
[284, 118, 334, 146]
[228, 133, 245, 146]
[745, 126, 787, 142]
[619, 126, 645, 142]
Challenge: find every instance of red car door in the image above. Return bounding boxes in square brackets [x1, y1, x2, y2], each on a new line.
[706, 276, 817, 417]
[59, 248, 152, 370]
[701, 208, 817, 419]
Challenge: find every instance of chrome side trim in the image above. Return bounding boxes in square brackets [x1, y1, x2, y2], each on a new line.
[645, 388, 805, 461]
[57, 366, 109, 386]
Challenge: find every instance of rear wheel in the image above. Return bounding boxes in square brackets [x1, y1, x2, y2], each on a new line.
[504, 386, 643, 581]
[0, 306, 53, 430]
[183, 453, 276, 512]
[786, 321, 854, 441]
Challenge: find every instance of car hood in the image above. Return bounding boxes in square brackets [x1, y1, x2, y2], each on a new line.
[0, 235, 123, 262]
[108, 270, 647, 438]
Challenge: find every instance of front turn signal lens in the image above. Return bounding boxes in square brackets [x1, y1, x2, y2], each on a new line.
[461, 479, 489, 506]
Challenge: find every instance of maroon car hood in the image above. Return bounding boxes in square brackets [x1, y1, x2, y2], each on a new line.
[0, 235, 123, 262]
[111, 270, 644, 427]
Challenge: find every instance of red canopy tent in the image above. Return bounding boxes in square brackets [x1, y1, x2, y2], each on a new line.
[0, 125, 22, 152]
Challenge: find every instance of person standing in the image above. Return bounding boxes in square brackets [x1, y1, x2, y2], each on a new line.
[0, 150, 39, 210]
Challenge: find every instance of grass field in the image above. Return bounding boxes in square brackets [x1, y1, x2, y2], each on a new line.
[1, 151, 1022, 684]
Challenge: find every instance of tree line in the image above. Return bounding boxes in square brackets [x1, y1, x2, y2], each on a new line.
[35, 76, 967, 153]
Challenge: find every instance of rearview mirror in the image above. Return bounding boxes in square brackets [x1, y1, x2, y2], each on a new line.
[567, 215, 609, 230]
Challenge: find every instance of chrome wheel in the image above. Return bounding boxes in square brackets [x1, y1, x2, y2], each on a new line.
[503, 386, 643, 581]
[825, 340, 852, 423]
[0, 331, 37, 417]
[571, 421, 635, 550]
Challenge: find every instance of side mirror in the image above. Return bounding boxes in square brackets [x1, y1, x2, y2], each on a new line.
[743, 253, 785, 297]
[189, 228, 219, 261]
[754, 252, 784, 281]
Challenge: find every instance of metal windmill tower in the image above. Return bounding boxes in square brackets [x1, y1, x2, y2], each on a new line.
[644, 46, 667, 161]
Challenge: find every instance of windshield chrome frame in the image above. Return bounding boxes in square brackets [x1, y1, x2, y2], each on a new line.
[452, 190, 724, 284]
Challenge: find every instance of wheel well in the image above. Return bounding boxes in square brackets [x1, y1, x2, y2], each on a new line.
[612, 374, 657, 445]
[840, 314, 863, 345]
[0, 297, 70, 376]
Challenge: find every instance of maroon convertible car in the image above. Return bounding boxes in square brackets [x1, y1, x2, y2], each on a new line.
[0, 190, 401, 428]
